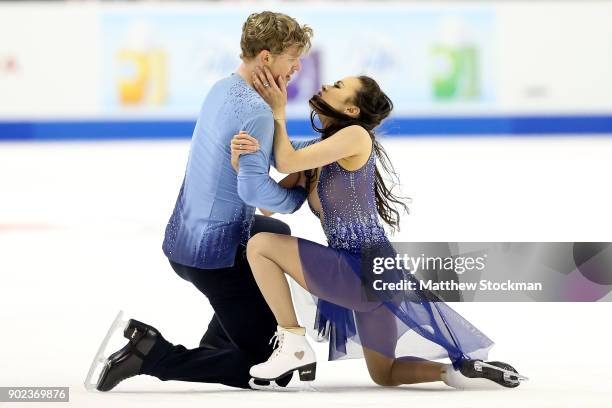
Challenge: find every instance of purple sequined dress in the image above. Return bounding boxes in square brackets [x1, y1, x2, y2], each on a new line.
[296, 144, 493, 367]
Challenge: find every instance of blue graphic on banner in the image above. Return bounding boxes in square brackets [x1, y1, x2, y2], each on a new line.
[99, 8, 495, 117]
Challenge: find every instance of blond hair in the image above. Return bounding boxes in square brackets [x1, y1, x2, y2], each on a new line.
[240, 11, 313, 60]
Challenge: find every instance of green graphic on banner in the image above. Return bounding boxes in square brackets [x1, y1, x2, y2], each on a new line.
[431, 44, 480, 100]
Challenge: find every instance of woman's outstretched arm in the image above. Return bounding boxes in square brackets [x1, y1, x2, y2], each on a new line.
[252, 67, 371, 174]
[272, 121, 370, 174]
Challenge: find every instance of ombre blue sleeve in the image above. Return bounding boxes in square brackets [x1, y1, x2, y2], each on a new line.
[237, 113, 306, 213]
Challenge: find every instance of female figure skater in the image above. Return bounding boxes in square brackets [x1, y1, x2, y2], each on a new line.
[231, 66, 527, 390]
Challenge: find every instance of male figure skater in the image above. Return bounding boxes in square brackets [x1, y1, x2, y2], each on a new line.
[92, 11, 314, 390]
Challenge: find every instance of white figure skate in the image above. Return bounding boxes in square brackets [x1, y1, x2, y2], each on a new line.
[84, 310, 129, 391]
[443, 359, 529, 390]
[249, 326, 317, 391]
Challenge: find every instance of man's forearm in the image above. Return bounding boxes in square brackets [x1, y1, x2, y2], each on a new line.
[237, 174, 305, 213]
[258, 172, 302, 216]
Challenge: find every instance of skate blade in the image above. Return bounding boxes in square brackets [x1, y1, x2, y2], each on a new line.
[248, 378, 317, 392]
[476, 361, 529, 382]
[83, 310, 129, 391]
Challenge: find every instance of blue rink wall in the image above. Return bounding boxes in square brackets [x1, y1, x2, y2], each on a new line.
[2, 116, 612, 141]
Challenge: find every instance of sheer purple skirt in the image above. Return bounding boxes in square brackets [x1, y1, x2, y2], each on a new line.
[296, 237, 494, 368]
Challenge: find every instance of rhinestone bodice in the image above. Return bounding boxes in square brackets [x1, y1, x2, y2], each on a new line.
[308, 145, 388, 254]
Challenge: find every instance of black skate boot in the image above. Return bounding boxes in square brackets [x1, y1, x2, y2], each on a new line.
[95, 319, 160, 391]
[458, 359, 526, 388]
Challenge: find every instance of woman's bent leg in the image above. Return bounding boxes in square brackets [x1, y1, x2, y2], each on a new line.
[363, 347, 445, 386]
[246, 232, 308, 328]
[357, 305, 445, 386]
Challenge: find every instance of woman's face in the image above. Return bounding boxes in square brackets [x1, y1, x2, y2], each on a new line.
[317, 76, 362, 118]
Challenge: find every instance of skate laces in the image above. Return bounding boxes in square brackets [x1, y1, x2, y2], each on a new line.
[269, 330, 285, 358]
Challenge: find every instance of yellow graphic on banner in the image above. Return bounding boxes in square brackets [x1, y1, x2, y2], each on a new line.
[117, 49, 167, 106]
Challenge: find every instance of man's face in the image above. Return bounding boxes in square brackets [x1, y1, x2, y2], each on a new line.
[265, 45, 303, 84]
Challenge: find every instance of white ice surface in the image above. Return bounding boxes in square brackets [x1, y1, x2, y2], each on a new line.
[1, 137, 611, 407]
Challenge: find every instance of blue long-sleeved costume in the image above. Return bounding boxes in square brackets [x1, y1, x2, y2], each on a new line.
[162, 73, 314, 268]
